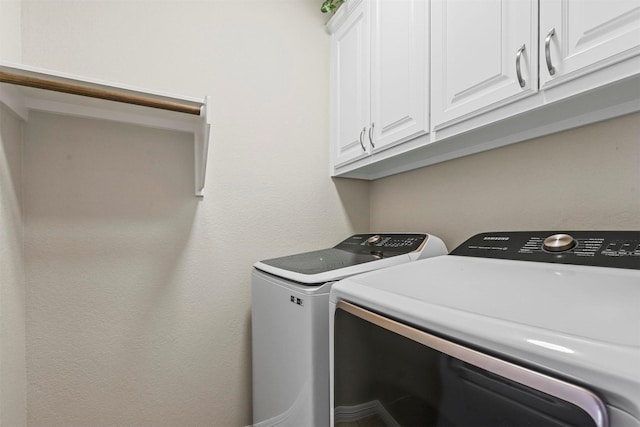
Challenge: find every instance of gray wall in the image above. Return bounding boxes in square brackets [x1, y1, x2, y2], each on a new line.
[371, 113, 640, 250]
[0, 101, 27, 427]
[20, 1, 368, 425]
[0, 0, 21, 62]
[0, 1, 26, 426]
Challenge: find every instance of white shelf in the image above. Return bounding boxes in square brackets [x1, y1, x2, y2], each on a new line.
[0, 61, 211, 197]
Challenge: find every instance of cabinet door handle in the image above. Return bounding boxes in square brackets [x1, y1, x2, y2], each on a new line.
[516, 44, 526, 88]
[545, 28, 556, 76]
[368, 123, 375, 148]
[359, 127, 366, 151]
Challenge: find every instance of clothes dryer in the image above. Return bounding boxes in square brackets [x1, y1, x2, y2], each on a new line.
[330, 231, 640, 427]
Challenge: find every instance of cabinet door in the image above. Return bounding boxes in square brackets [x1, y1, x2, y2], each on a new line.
[332, 1, 371, 168]
[369, 0, 429, 152]
[431, 0, 538, 130]
[540, 0, 640, 89]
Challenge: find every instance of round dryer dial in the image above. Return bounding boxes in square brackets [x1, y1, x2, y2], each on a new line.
[543, 234, 577, 252]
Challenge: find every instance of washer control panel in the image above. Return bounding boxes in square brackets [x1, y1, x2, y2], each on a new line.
[336, 233, 427, 256]
[451, 231, 640, 270]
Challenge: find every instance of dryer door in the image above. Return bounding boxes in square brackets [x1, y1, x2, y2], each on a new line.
[333, 301, 607, 427]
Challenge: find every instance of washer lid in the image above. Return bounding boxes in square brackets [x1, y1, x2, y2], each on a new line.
[258, 247, 382, 275]
[254, 233, 433, 284]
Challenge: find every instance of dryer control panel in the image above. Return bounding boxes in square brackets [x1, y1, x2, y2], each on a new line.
[451, 231, 640, 270]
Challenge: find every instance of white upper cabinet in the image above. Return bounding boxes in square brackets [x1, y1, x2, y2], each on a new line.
[332, 0, 371, 167]
[329, 0, 639, 180]
[431, 0, 538, 130]
[370, 0, 429, 151]
[539, 0, 640, 89]
[329, 0, 429, 169]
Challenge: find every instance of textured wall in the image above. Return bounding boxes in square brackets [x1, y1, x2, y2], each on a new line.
[22, 1, 368, 426]
[371, 113, 640, 250]
[0, 102, 26, 427]
[0, 1, 26, 425]
[0, 0, 22, 62]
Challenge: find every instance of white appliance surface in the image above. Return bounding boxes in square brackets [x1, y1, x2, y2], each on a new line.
[252, 233, 447, 427]
[330, 235, 640, 425]
[252, 270, 332, 426]
[254, 233, 447, 284]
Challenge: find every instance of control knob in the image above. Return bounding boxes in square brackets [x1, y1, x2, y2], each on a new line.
[543, 234, 577, 252]
[366, 235, 382, 246]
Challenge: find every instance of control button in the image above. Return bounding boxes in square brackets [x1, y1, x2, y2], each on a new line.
[367, 235, 382, 246]
[543, 234, 577, 252]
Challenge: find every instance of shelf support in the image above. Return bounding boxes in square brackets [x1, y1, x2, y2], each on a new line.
[0, 61, 211, 197]
[195, 96, 212, 197]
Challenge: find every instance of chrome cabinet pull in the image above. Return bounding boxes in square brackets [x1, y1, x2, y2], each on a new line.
[545, 28, 556, 76]
[359, 127, 366, 151]
[368, 123, 375, 148]
[516, 44, 526, 88]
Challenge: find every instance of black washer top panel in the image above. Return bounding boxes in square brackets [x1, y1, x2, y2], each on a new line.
[259, 233, 426, 275]
[451, 231, 640, 270]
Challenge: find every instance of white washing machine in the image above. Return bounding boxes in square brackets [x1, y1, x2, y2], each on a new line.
[330, 231, 640, 427]
[251, 233, 447, 426]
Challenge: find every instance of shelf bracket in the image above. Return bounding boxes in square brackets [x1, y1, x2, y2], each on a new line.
[195, 96, 212, 197]
[0, 61, 211, 197]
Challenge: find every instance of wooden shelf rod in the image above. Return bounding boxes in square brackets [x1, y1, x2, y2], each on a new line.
[0, 71, 202, 116]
